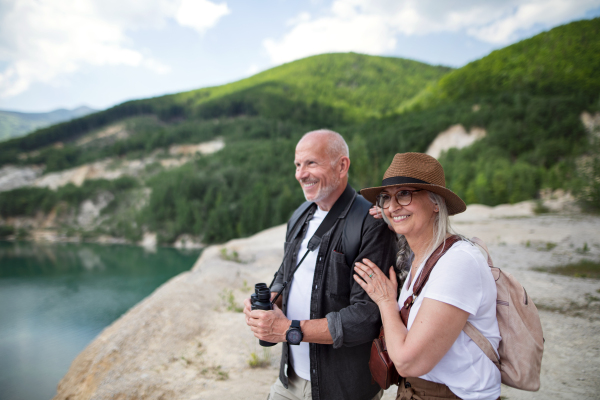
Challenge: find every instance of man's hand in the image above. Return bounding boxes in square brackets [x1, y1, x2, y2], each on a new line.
[369, 205, 383, 219]
[244, 302, 291, 343]
[242, 292, 281, 316]
[369, 205, 396, 231]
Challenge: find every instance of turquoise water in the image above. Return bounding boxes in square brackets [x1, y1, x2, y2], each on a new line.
[0, 241, 201, 400]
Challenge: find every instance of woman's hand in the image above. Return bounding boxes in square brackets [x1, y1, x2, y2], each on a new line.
[353, 259, 398, 308]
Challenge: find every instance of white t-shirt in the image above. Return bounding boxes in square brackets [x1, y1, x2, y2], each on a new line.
[398, 240, 501, 400]
[286, 207, 328, 381]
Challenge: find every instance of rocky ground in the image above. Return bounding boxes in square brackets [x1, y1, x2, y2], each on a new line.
[53, 202, 600, 400]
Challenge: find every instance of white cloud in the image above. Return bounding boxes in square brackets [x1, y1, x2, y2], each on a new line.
[176, 0, 230, 34]
[0, 0, 230, 98]
[264, 0, 600, 64]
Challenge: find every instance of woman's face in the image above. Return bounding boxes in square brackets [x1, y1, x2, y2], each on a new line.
[381, 186, 438, 240]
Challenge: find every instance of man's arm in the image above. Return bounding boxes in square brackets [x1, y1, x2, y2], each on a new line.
[326, 216, 397, 348]
[244, 305, 333, 344]
[245, 216, 396, 346]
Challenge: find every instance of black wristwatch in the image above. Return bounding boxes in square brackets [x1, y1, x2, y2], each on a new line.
[286, 320, 303, 345]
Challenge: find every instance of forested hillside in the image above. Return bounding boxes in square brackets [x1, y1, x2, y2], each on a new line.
[395, 17, 600, 208]
[0, 18, 598, 245]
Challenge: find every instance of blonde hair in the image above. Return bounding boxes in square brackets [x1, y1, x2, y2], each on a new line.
[382, 191, 457, 280]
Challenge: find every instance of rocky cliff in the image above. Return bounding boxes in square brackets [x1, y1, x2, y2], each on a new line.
[53, 203, 600, 399]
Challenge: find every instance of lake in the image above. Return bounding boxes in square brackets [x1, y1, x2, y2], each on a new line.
[0, 241, 201, 400]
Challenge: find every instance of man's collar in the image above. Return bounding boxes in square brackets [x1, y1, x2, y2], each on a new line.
[310, 183, 356, 219]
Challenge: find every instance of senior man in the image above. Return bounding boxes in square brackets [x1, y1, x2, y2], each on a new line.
[244, 129, 397, 400]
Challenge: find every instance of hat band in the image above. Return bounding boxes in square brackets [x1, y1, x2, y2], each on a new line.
[382, 176, 429, 186]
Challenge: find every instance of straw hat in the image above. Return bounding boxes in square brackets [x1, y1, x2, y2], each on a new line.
[360, 152, 466, 215]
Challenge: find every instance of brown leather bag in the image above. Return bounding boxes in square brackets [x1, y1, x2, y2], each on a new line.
[368, 327, 399, 389]
[368, 236, 461, 389]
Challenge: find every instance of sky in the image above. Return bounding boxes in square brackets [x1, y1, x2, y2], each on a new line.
[1, 0, 599, 113]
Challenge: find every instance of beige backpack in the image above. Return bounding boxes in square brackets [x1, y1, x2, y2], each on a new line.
[464, 237, 545, 391]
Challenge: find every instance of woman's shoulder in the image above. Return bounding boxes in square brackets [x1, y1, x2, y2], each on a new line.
[423, 238, 493, 314]
[434, 238, 490, 276]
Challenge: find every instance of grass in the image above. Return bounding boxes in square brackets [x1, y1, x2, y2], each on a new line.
[576, 243, 590, 254]
[240, 279, 251, 292]
[536, 293, 600, 320]
[220, 248, 241, 263]
[248, 348, 271, 369]
[533, 259, 600, 279]
[220, 289, 243, 312]
[200, 365, 229, 380]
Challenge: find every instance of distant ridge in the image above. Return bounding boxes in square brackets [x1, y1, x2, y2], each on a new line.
[401, 17, 600, 111]
[0, 106, 96, 141]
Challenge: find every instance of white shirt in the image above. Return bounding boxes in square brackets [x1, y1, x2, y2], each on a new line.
[286, 207, 328, 381]
[398, 240, 501, 400]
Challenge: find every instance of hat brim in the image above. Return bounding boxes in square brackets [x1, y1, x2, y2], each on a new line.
[360, 183, 467, 216]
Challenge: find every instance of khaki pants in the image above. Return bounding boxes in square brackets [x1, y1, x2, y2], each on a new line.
[268, 368, 384, 400]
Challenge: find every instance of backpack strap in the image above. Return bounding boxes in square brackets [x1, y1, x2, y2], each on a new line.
[463, 236, 501, 369]
[286, 200, 314, 242]
[463, 322, 501, 368]
[400, 235, 462, 326]
[269, 201, 314, 289]
[342, 194, 372, 267]
[471, 237, 494, 267]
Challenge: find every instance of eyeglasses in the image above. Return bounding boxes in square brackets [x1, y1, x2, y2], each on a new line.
[376, 189, 423, 209]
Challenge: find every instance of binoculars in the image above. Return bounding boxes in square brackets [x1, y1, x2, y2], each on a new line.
[250, 283, 276, 347]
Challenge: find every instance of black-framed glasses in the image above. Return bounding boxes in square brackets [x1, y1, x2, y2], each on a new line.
[376, 189, 423, 209]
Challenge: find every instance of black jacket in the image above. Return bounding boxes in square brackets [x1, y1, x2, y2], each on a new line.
[271, 185, 398, 400]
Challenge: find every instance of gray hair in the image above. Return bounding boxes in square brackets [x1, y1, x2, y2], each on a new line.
[382, 191, 457, 286]
[301, 129, 349, 166]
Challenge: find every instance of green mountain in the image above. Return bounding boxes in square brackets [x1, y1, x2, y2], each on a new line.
[177, 52, 453, 119]
[0, 106, 96, 142]
[396, 18, 600, 207]
[0, 18, 598, 245]
[0, 53, 450, 162]
[403, 18, 600, 111]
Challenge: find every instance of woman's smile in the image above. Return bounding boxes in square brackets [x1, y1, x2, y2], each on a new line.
[391, 214, 410, 223]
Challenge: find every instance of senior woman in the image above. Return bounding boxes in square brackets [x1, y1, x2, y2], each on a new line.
[354, 153, 501, 400]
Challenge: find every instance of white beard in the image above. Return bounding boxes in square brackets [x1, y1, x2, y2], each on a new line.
[303, 174, 340, 204]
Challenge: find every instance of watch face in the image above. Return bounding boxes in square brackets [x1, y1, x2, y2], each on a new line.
[287, 328, 302, 344]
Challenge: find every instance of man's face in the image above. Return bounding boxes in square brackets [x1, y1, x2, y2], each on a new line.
[294, 138, 341, 205]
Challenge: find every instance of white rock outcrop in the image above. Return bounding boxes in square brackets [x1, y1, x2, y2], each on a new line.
[426, 124, 486, 159]
[0, 165, 44, 192]
[581, 111, 600, 138]
[53, 211, 600, 400]
[77, 191, 115, 229]
[169, 138, 225, 156]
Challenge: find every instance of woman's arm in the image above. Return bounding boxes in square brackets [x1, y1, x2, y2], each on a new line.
[354, 260, 469, 377]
